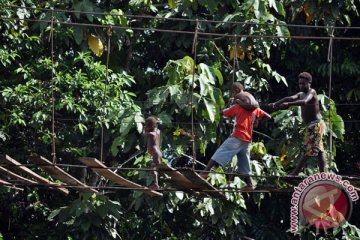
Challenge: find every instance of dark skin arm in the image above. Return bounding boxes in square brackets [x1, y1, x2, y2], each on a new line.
[269, 93, 300, 108]
[282, 90, 315, 107]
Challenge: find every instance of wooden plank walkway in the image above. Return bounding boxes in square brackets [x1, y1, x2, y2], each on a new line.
[181, 169, 227, 201]
[79, 157, 162, 197]
[157, 164, 200, 189]
[0, 166, 38, 185]
[0, 178, 23, 191]
[30, 156, 97, 193]
[0, 155, 68, 194]
[157, 164, 207, 197]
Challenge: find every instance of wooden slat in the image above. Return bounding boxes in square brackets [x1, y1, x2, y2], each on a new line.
[157, 165, 209, 196]
[157, 165, 200, 189]
[156, 165, 207, 197]
[30, 156, 97, 194]
[182, 169, 227, 201]
[0, 178, 24, 191]
[0, 166, 38, 185]
[79, 157, 162, 197]
[0, 155, 68, 194]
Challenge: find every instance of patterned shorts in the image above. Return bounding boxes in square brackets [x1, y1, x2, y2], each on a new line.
[303, 120, 325, 157]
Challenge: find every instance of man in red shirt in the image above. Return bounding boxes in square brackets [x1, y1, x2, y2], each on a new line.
[202, 83, 271, 189]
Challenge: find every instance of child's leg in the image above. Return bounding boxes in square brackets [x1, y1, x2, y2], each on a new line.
[317, 151, 325, 172]
[202, 137, 243, 178]
[289, 155, 308, 176]
[150, 162, 159, 189]
[236, 141, 253, 188]
[150, 154, 161, 189]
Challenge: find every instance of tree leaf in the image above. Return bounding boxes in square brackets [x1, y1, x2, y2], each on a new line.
[199, 63, 215, 85]
[212, 68, 223, 85]
[73, 27, 84, 45]
[175, 191, 184, 200]
[87, 35, 104, 57]
[48, 208, 61, 220]
[203, 98, 216, 122]
[275, 1, 286, 17]
[168, 0, 176, 10]
[168, 85, 181, 97]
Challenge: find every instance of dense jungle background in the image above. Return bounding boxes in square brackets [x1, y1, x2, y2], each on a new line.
[1, 0, 360, 239]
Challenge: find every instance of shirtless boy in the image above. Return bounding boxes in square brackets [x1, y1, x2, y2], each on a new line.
[269, 72, 325, 175]
[144, 116, 162, 189]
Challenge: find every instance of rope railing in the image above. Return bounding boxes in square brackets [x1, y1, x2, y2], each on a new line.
[2, 4, 360, 30]
[190, 19, 200, 169]
[0, 181, 294, 193]
[2, 16, 360, 40]
[0, 173, 358, 193]
[49, 10, 57, 164]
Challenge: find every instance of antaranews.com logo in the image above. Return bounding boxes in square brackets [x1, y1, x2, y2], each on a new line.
[290, 173, 359, 233]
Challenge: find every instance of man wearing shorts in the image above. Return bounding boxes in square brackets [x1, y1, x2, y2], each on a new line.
[269, 72, 326, 175]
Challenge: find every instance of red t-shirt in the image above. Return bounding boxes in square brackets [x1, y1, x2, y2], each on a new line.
[222, 105, 266, 142]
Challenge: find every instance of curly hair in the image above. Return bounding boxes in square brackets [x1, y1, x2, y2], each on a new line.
[145, 116, 158, 126]
[298, 72, 312, 83]
[232, 82, 244, 90]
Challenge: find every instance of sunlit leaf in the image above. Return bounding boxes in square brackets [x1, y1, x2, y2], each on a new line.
[175, 191, 184, 200]
[230, 46, 245, 61]
[203, 98, 216, 122]
[275, 1, 286, 17]
[168, 0, 176, 10]
[87, 35, 104, 57]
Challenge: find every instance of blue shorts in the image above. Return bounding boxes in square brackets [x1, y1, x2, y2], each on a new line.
[211, 137, 251, 175]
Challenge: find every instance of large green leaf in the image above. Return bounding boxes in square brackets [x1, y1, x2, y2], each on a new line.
[203, 98, 216, 123]
[198, 63, 215, 84]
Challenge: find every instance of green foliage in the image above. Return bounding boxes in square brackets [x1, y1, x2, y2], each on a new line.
[318, 94, 345, 141]
[1, 48, 140, 158]
[48, 193, 124, 239]
[250, 141, 267, 160]
[285, 0, 359, 28]
[146, 56, 224, 156]
[300, 221, 360, 240]
[269, 106, 303, 163]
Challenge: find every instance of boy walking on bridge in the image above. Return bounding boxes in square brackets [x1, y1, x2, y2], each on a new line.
[144, 116, 162, 190]
[203, 82, 271, 189]
[269, 72, 326, 175]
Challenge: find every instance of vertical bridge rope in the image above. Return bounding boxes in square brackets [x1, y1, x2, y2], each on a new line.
[100, 26, 112, 163]
[327, 28, 334, 170]
[190, 20, 200, 169]
[49, 10, 56, 164]
[232, 34, 238, 86]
